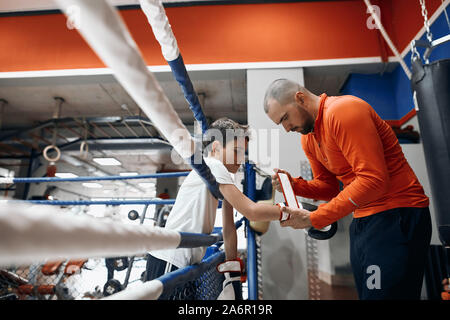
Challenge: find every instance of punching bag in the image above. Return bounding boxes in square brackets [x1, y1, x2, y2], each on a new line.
[411, 58, 450, 246]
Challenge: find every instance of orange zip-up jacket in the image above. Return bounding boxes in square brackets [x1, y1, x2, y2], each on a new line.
[294, 94, 429, 229]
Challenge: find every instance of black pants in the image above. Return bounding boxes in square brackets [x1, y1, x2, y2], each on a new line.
[144, 254, 178, 282]
[349, 206, 432, 300]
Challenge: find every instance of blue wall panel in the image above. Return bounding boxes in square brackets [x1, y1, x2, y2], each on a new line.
[340, 72, 398, 120]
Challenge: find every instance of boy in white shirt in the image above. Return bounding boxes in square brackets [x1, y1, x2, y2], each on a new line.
[145, 118, 290, 297]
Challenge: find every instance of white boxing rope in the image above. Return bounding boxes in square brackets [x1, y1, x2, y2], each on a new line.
[54, 0, 194, 159]
[103, 279, 164, 300]
[139, 0, 210, 134]
[0, 202, 181, 266]
[139, 0, 179, 61]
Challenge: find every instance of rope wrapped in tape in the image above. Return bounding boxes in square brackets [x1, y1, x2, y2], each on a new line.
[0, 202, 224, 266]
[139, 0, 209, 133]
[55, 0, 222, 199]
[104, 251, 225, 300]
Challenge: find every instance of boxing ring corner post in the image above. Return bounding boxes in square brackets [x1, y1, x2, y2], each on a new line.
[54, 0, 222, 201]
[244, 162, 259, 300]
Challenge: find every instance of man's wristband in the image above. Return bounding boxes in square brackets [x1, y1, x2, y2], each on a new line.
[276, 203, 290, 221]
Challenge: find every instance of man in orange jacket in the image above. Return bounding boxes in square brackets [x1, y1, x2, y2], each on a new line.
[264, 78, 431, 300]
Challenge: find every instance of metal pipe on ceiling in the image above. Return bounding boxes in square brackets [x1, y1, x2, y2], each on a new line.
[12, 137, 39, 152]
[122, 121, 139, 138]
[106, 121, 126, 138]
[0, 142, 30, 157]
[72, 118, 98, 139]
[43, 127, 70, 143]
[90, 122, 112, 138]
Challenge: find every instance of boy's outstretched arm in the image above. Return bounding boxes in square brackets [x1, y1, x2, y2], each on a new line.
[222, 199, 238, 260]
[219, 184, 282, 222]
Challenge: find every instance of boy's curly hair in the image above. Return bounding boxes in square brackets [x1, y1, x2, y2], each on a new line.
[202, 118, 250, 153]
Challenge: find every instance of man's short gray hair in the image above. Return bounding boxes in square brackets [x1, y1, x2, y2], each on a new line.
[263, 79, 301, 113]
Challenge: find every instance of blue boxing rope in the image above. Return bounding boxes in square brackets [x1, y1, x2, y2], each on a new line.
[244, 162, 258, 300]
[156, 218, 246, 300]
[158, 250, 226, 300]
[170, 58, 223, 198]
[105, 217, 246, 300]
[166, 56, 223, 198]
[178, 217, 244, 249]
[0, 171, 190, 184]
[167, 56, 209, 134]
[5, 199, 176, 206]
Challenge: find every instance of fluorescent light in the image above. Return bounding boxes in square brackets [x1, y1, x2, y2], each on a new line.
[119, 172, 139, 176]
[82, 182, 103, 189]
[55, 173, 79, 178]
[138, 182, 156, 188]
[93, 158, 122, 166]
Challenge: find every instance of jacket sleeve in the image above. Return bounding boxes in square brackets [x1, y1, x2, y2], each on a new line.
[310, 99, 390, 229]
[292, 142, 340, 201]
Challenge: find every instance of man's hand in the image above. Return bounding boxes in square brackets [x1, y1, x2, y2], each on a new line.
[280, 206, 313, 229]
[272, 168, 293, 193]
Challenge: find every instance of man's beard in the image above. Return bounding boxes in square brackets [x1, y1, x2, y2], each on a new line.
[300, 118, 314, 134]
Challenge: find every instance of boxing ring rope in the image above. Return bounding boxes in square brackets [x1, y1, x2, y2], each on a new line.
[54, 0, 221, 199]
[0, 171, 189, 184]
[104, 251, 226, 300]
[0, 202, 224, 266]
[139, 0, 209, 134]
[4, 199, 175, 206]
[105, 218, 246, 300]
[0, 0, 248, 300]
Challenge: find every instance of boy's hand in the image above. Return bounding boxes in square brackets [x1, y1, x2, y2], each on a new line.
[272, 168, 293, 193]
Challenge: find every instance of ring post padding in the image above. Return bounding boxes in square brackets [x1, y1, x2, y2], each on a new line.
[55, 0, 222, 200]
[140, 0, 209, 133]
[43, 145, 61, 162]
[167, 55, 209, 134]
[55, 0, 194, 160]
[244, 162, 258, 300]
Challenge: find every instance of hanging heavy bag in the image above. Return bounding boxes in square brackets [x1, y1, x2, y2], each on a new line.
[411, 57, 450, 246]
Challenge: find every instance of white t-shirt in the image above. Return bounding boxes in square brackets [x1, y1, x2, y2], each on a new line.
[150, 157, 236, 268]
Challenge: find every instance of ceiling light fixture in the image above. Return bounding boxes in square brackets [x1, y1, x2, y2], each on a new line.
[119, 172, 139, 176]
[82, 182, 103, 189]
[55, 173, 79, 178]
[93, 157, 122, 166]
[138, 182, 156, 188]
